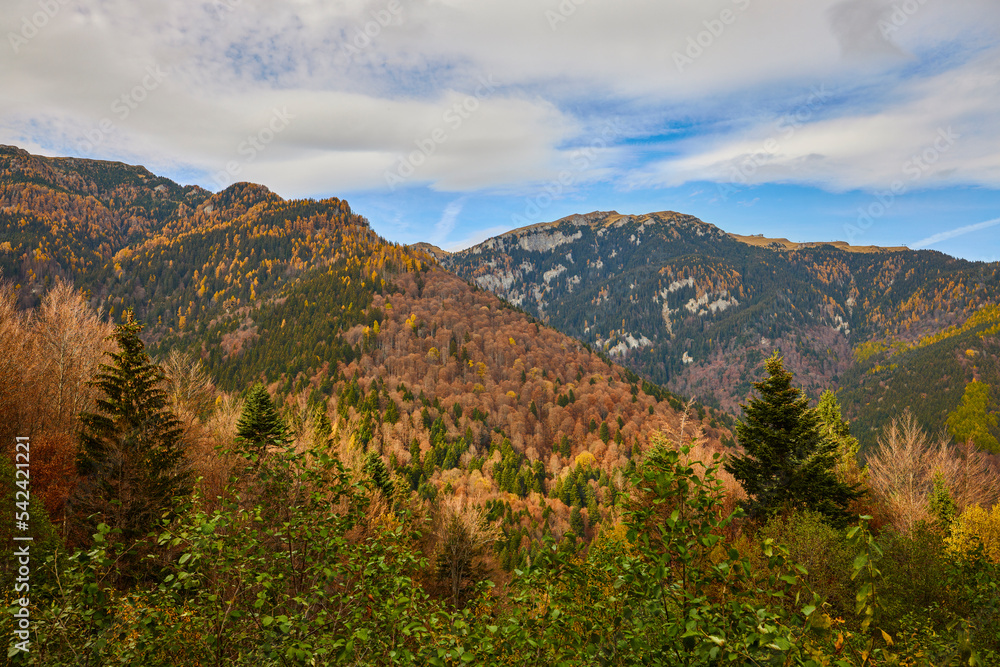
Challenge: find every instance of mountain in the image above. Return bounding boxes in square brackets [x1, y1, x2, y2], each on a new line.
[0, 146, 728, 559]
[0, 144, 211, 307]
[441, 210, 1000, 449]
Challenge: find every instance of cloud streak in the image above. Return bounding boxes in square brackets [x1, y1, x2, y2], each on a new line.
[911, 217, 1000, 249]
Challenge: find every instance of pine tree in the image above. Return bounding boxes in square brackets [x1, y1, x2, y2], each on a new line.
[928, 472, 957, 530]
[74, 310, 191, 543]
[236, 383, 289, 459]
[724, 353, 860, 525]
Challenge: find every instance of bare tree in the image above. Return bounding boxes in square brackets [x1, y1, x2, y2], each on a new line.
[31, 279, 114, 433]
[433, 495, 500, 607]
[161, 349, 216, 426]
[0, 283, 31, 443]
[867, 412, 937, 533]
[867, 411, 1000, 533]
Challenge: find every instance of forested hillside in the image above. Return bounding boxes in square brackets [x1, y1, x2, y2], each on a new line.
[0, 146, 724, 560]
[442, 210, 1000, 449]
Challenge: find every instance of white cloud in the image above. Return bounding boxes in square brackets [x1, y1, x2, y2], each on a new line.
[911, 217, 1000, 249]
[432, 197, 465, 245]
[629, 52, 1000, 193]
[1, 0, 999, 201]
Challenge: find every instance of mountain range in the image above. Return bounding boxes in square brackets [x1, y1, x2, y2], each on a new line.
[437, 210, 1000, 450]
[3, 143, 998, 463]
[1, 145, 727, 556]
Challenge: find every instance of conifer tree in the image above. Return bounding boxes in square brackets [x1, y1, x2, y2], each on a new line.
[364, 451, 394, 500]
[74, 310, 190, 543]
[236, 383, 289, 458]
[816, 389, 865, 487]
[384, 399, 400, 424]
[570, 505, 585, 536]
[724, 353, 859, 525]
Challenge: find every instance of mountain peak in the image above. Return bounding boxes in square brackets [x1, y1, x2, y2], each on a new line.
[407, 242, 450, 260]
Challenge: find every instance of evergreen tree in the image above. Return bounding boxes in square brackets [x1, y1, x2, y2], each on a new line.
[724, 353, 860, 525]
[816, 390, 864, 486]
[236, 383, 289, 458]
[384, 399, 400, 424]
[74, 310, 191, 543]
[928, 472, 957, 530]
[364, 452, 394, 500]
[559, 434, 572, 458]
[570, 506, 585, 536]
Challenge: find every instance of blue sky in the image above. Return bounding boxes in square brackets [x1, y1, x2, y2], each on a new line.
[3, 0, 1000, 261]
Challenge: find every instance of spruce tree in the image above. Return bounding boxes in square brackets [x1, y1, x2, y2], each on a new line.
[724, 353, 859, 525]
[816, 389, 865, 487]
[364, 451, 394, 500]
[236, 383, 289, 458]
[570, 506, 586, 537]
[74, 310, 191, 543]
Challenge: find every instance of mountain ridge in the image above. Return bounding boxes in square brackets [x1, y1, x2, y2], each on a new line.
[439, 209, 1000, 449]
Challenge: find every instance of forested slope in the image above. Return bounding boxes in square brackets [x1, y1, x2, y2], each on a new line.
[442, 210, 1000, 449]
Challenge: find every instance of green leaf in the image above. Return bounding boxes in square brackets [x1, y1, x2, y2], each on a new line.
[852, 551, 868, 572]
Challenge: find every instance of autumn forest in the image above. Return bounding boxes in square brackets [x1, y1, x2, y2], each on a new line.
[2, 145, 1000, 665]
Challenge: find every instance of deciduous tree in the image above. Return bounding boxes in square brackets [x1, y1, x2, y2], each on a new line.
[947, 380, 999, 454]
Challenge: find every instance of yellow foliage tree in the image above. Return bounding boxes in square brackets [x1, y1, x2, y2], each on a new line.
[946, 504, 1000, 564]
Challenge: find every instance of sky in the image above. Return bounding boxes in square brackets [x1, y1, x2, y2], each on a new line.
[3, 0, 1000, 261]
